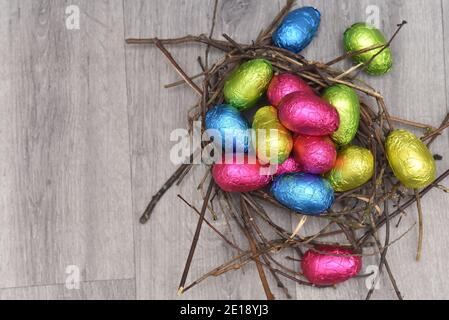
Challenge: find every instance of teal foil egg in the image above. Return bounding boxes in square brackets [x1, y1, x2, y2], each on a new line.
[272, 7, 321, 53]
[205, 104, 251, 153]
[271, 173, 334, 215]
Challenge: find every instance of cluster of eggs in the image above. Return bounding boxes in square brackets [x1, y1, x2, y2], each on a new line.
[205, 6, 436, 286]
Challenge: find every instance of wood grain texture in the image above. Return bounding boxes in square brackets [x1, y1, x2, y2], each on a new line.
[0, 0, 134, 289]
[124, 0, 223, 300]
[0, 279, 135, 300]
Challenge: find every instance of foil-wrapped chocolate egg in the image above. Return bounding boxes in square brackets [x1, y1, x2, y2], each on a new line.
[276, 156, 302, 176]
[267, 73, 314, 107]
[272, 7, 321, 53]
[205, 104, 251, 153]
[278, 92, 340, 136]
[326, 145, 374, 192]
[344, 22, 393, 76]
[293, 135, 336, 174]
[322, 84, 360, 146]
[302, 246, 362, 285]
[224, 59, 273, 111]
[252, 106, 293, 164]
[271, 173, 334, 215]
[213, 156, 272, 193]
[385, 130, 436, 189]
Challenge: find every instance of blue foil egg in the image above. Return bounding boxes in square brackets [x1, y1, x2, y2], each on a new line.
[271, 173, 334, 215]
[205, 104, 251, 153]
[272, 7, 321, 53]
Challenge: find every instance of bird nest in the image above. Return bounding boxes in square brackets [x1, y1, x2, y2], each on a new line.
[126, 0, 449, 300]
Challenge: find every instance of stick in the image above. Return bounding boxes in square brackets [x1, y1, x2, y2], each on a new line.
[415, 189, 424, 261]
[178, 179, 215, 295]
[352, 21, 407, 79]
[154, 39, 203, 96]
[140, 164, 191, 224]
[241, 199, 275, 300]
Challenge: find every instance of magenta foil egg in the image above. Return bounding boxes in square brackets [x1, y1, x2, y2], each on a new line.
[212, 156, 272, 192]
[276, 156, 302, 175]
[278, 92, 340, 136]
[294, 135, 336, 174]
[267, 73, 314, 107]
[302, 246, 362, 286]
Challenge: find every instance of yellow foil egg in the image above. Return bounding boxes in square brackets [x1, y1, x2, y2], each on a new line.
[224, 59, 273, 111]
[252, 106, 293, 165]
[385, 130, 436, 189]
[326, 145, 374, 192]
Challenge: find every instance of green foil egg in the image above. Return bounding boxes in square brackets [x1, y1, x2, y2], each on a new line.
[385, 130, 436, 189]
[252, 106, 293, 165]
[322, 84, 360, 146]
[326, 145, 374, 192]
[224, 59, 273, 111]
[343, 22, 393, 76]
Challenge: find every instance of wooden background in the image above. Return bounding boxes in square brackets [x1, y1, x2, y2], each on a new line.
[0, 0, 448, 300]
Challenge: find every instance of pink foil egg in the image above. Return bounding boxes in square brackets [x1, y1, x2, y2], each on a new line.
[267, 73, 314, 107]
[276, 156, 303, 175]
[302, 246, 362, 286]
[278, 92, 340, 136]
[293, 135, 336, 174]
[213, 156, 272, 192]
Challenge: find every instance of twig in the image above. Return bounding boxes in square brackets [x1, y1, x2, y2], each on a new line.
[256, 0, 296, 44]
[126, 34, 234, 51]
[241, 198, 275, 300]
[178, 179, 215, 295]
[352, 20, 407, 79]
[140, 163, 191, 224]
[389, 116, 434, 130]
[422, 113, 449, 143]
[205, 0, 220, 68]
[415, 189, 424, 261]
[154, 39, 204, 96]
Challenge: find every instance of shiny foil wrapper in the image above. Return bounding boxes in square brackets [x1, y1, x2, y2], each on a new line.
[302, 246, 362, 286]
[293, 135, 336, 174]
[272, 6, 321, 53]
[213, 156, 272, 193]
[386, 130, 436, 189]
[205, 104, 251, 153]
[276, 156, 302, 175]
[267, 73, 314, 107]
[322, 84, 360, 146]
[224, 59, 273, 111]
[327, 145, 374, 192]
[344, 22, 393, 76]
[271, 173, 334, 215]
[252, 106, 293, 164]
[278, 91, 340, 136]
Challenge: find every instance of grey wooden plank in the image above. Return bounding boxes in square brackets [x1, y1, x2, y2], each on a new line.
[124, 0, 225, 300]
[292, 0, 449, 299]
[0, 279, 135, 300]
[124, 0, 297, 300]
[0, 0, 134, 289]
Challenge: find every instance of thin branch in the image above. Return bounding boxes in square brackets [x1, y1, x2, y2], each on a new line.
[178, 179, 215, 295]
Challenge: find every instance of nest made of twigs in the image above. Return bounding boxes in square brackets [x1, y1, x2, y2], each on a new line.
[126, 0, 449, 300]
